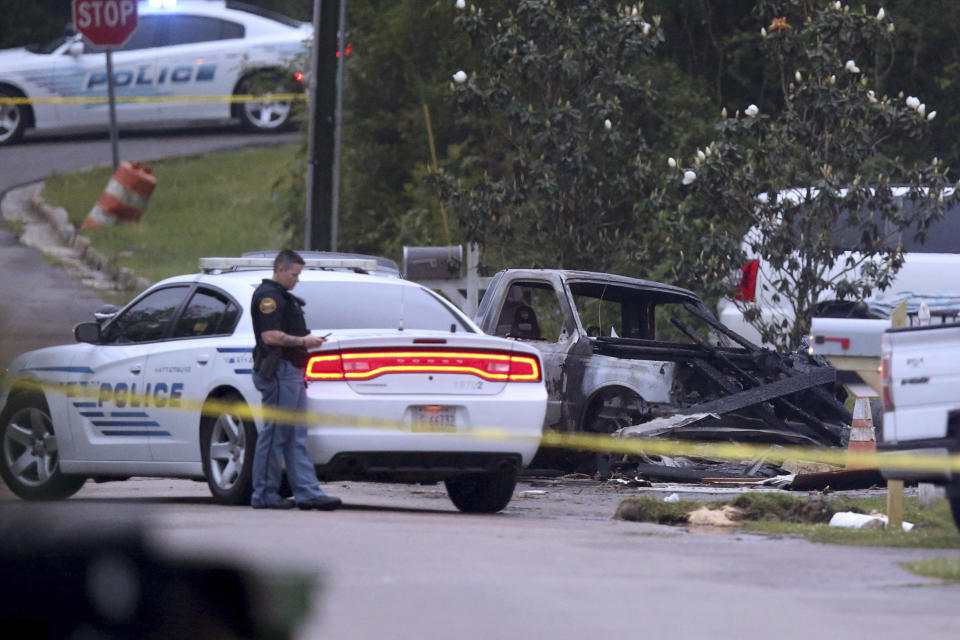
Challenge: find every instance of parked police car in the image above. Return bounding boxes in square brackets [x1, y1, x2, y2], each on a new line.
[0, 0, 310, 145]
[0, 254, 547, 513]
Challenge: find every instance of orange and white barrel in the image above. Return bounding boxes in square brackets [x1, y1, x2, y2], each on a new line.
[846, 395, 877, 468]
[81, 162, 158, 230]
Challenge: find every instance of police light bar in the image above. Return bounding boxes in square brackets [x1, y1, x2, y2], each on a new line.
[199, 257, 379, 272]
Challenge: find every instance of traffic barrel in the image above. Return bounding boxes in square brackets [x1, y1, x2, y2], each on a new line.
[847, 396, 877, 467]
[81, 162, 157, 230]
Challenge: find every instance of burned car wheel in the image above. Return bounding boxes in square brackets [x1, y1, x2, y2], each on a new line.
[445, 469, 518, 513]
[583, 387, 649, 434]
[0, 392, 85, 500]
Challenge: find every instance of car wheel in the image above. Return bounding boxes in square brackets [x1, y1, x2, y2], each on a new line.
[200, 393, 257, 505]
[0, 392, 85, 500]
[445, 469, 518, 513]
[950, 494, 960, 533]
[0, 87, 27, 145]
[235, 72, 295, 133]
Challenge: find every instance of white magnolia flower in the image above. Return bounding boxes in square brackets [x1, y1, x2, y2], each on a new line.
[696, 149, 706, 162]
[642, 22, 651, 36]
[682, 170, 697, 185]
[795, 71, 802, 83]
[604, 119, 612, 130]
[829, 75, 836, 85]
[918, 103, 926, 117]
[906, 95, 920, 109]
[877, 8, 885, 20]
[844, 60, 860, 73]
[668, 157, 677, 168]
[834, 1, 842, 9]
[745, 104, 759, 118]
[867, 90, 877, 103]
[452, 70, 467, 83]
[928, 110, 937, 121]
[760, 27, 767, 37]
[455, 0, 465, 9]
[888, 23, 895, 33]
[721, 107, 727, 119]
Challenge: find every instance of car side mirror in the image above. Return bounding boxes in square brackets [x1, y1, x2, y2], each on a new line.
[93, 304, 119, 324]
[74, 321, 101, 344]
[68, 39, 84, 57]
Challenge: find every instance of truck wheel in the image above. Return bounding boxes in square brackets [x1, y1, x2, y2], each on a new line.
[200, 393, 257, 505]
[950, 495, 960, 532]
[235, 72, 296, 132]
[0, 87, 27, 145]
[445, 469, 518, 513]
[0, 392, 85, 500]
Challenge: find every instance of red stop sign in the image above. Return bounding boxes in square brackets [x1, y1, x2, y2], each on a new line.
[73, 0, 139, 48]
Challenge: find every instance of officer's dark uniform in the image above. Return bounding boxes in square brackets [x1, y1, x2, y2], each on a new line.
[249, 278, 329, 508]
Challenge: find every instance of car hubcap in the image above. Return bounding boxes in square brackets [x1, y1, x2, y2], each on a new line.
[4, 408, 58, 487]
[0, 103, 20, 142]
[244, 93, 290, 129]
[209, 413, 245, 490]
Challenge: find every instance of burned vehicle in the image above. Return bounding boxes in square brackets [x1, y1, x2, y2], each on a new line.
[475, 270, 851, 472]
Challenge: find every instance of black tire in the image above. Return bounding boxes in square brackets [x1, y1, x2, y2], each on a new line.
[445, 469, 518, 513]
[0, 392, 85, 500]
[0, 87, 28, 145]
[235, 71, 296, 133]
[200, 392, 257, 505]
[950, 495, 960, 533]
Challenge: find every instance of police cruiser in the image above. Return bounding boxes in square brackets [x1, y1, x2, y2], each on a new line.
[0, 254, 547, 513]
[0, 0, 311, 145]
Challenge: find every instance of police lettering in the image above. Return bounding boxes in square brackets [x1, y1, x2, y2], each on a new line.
[86, 64, 217, 90]
[96, 381, 185, 408]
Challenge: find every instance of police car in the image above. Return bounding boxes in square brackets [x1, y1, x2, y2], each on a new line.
[0, 254, 547, 513]
[0, 0, 310, 145]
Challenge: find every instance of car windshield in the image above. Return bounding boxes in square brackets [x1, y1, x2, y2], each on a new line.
[296, 282, 474, 332]
[25, 35, 70, 54]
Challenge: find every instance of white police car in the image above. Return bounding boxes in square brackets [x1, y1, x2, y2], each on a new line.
[0, 0, 310, 145]
[0, 254, 547, 513]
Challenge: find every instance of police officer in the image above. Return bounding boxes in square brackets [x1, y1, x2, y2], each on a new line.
[250, 249, 341, 510]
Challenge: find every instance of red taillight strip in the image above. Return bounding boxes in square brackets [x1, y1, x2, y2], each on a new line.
[305, 350, 541, 382]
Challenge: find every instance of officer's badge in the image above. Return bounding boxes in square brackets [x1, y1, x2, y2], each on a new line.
[259, 297, 277, 314]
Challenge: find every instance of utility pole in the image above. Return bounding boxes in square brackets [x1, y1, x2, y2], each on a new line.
[305, 0, 340, 251]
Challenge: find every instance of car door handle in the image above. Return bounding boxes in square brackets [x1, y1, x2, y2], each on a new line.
[130, 365, 142, 375]
[196, 355, 211, 366]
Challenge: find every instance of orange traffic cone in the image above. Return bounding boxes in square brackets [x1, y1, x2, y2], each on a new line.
[847, 396, 877, 468]
[81, 162, 157, 230]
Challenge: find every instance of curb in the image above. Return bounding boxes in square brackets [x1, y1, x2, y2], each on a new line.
[26, 184, 151, 293]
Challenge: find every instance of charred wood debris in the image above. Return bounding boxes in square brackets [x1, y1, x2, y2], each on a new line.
[541, 303, 855, 484]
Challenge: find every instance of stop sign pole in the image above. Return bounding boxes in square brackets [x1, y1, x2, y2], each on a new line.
[72, 0, 139, 170]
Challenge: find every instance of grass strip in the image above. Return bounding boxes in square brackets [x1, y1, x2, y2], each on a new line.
[616, 493, 960, 549]
[43, 143, 299, 287]
[899, 557, 960, 582]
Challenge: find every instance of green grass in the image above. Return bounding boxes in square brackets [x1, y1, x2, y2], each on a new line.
[899, 557, 960, 582]
[43, 144, 299, 285]
[616, 493, 960, 549]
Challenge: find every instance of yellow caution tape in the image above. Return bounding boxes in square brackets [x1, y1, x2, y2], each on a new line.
[0, 93, 308, 105]
[3, 375, 959, 474]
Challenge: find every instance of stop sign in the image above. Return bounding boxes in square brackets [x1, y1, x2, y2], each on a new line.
[73, 0, 139, 48]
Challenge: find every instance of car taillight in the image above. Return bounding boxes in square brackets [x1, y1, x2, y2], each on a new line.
[305, 350, 541, 382]
[735, 259, 759, 302]
[879, 350, 894, 412]
[293, 71, 304, 83]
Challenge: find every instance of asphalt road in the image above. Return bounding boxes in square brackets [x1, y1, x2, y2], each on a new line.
[2, 478, 958, 640]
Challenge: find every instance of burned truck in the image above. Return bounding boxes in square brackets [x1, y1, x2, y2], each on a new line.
[475, 269, 851, 471]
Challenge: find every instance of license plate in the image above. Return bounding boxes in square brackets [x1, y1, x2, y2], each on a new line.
[410, 406, 458, 432]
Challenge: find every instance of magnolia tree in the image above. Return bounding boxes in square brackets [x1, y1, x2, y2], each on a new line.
[670, 1, 956, 349]
[440, 1, 674, 271]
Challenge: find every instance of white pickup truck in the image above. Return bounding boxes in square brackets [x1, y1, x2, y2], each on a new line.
[879, 324, 960, 530]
